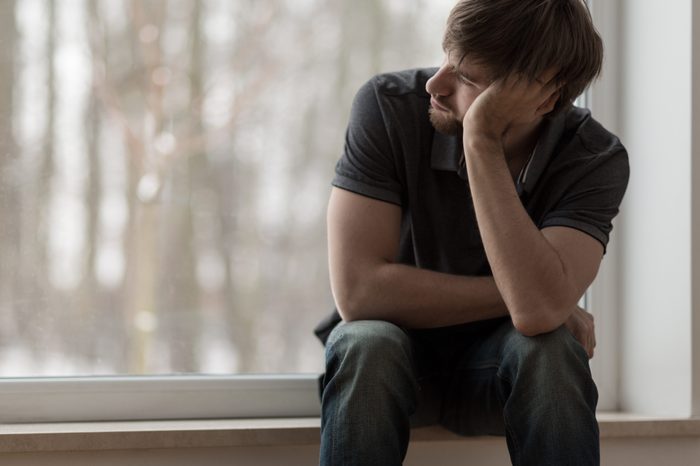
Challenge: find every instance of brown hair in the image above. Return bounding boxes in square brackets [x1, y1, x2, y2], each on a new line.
[443, 0, 603, 115]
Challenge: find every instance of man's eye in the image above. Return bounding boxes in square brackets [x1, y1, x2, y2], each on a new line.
[457, 74, 474, 86]
[451, 66, 474, 86]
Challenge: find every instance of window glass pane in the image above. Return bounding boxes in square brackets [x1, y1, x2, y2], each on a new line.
[0, 0, 454, 376]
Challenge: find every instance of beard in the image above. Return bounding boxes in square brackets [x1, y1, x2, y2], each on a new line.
[428, 107, 462, 135]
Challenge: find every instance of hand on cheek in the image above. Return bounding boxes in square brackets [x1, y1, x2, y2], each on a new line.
[462, 70, 561, 143]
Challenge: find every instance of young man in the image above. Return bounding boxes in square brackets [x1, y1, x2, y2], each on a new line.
[315, 0, 629, 465]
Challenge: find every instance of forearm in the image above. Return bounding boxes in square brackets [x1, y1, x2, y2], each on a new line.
[464, 137, 574, 333]
[337, 262, 509, 328]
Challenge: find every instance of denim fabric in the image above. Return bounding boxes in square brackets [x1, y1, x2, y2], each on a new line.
[319, 318, 599, 466]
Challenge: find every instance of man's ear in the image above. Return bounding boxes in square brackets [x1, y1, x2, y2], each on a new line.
[536, 88, 561, 116]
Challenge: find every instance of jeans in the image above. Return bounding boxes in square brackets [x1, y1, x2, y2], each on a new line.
[319, 317, 599, 466]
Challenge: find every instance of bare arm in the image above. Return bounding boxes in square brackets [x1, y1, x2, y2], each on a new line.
[465, 138, 602, 335]
[327, 187, 509, 328]
[462, 72, 603, 336]
[328, 186, 598, 358]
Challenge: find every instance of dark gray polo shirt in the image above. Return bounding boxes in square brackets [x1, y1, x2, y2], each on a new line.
[315, 67, 629, 343]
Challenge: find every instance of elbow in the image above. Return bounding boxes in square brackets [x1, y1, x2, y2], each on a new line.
[335, 295, 363, 322]
[332, 262, 389, 322]
[510, 299, 570, 337]
[512, 317, 560, 337]
[332, 278, 371, 322]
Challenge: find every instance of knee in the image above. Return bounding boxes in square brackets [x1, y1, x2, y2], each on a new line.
[504, 326, 591, 384]
[501, 326, 599, 419]
[321, 321, 418, 424]
[324, 320, 414, 382]
[326, 320, 411, 361]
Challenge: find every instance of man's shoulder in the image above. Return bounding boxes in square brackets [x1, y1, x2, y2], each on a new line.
[350, 68, 436, 133]
[542, 106, 630, 193]
[364, 67, 437, 99]
[562, 106, 626, 158]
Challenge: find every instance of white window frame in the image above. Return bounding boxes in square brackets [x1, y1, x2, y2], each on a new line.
[0, 0, 625, 425]
[0, 375, 321, 423]
[585, 0, 622, 412]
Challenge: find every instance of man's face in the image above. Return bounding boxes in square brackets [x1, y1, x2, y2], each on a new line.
[425, 52, 492, 135]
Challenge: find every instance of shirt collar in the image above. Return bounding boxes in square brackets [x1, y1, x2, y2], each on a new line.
[430, 131, 466, 178]
[429, 109, 567, 190]
[519, 110, 566, 195]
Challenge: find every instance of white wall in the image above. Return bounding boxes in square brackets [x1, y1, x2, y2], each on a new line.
[691, 0, 700, 418]
[616, 0, 693, 416]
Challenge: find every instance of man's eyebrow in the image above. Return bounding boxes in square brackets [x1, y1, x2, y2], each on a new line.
[444, 50, 488, 84]
[459, 69, 478, 83]
[451, 63, 479, 84]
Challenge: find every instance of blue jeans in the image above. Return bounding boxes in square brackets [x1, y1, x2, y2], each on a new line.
[319, 317, 599, 465]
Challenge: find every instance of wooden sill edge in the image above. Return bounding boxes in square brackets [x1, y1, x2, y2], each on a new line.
[0, 414, 698, 453]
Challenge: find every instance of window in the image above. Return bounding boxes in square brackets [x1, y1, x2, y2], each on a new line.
[1, 0, 456, 378]
[0, 0, 456, 422]
[0, 0, 625, 423]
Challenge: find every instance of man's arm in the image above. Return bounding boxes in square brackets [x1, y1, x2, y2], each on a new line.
[327, 187, 510, 328]
[462, 72, 603, 336]
[328, 186, 598, 356]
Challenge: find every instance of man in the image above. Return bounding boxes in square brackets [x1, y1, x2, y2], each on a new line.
[315, 0, 629, 465]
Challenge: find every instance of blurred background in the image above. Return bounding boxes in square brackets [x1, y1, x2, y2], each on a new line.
[0, 0, 454, 376]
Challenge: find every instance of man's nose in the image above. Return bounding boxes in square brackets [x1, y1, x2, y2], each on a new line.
[425, 63, 453, 97]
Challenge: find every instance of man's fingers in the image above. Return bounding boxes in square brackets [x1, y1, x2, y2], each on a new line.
[542, 81, 561, 100]
[537, 67, 560, 86]
[590, 313, 596, 358]
[536, 71, 563, 108]
[569, 306, 596, 359]
[535, 87, 560, 115]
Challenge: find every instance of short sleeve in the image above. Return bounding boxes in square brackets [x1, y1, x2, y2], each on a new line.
[540, 148, 630, 253]
[332, 78, 403, 206]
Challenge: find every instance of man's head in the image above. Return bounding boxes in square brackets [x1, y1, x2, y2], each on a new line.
[427, 0, 603, 135]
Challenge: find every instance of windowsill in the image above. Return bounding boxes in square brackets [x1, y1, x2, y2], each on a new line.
[0, 413, 698, 453]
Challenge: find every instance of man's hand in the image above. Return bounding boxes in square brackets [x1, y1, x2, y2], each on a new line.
[564, 306, 596, 359]
[462, 70, 560, 142]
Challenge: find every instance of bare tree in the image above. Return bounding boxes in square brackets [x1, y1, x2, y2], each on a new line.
[158, 0, 203, 372]
[0, 0, 19, 348]
[1, 0, 447, 376]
